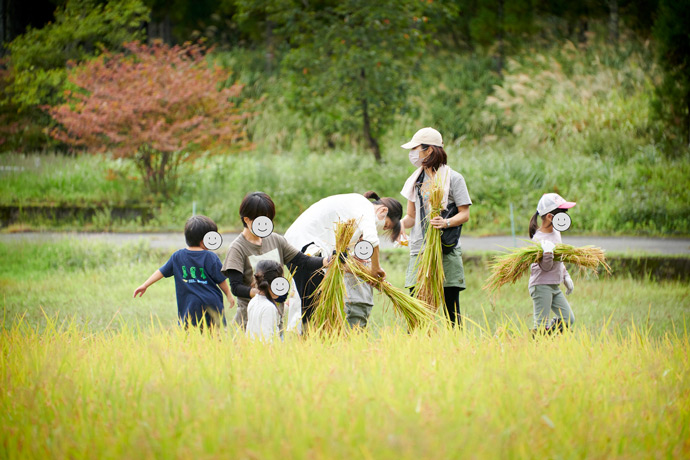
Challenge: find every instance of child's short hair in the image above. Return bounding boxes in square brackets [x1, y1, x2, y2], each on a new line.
[239, 192, 276, 227]
[253, 260, 284, 303]
[184, 215, 218, 247]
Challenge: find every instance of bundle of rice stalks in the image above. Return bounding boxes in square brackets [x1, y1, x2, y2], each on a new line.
[482, 242, 611, 293]
[344, 258, 437, 330]
[413, 173, 446, 313]
[311, 218, 358, 336]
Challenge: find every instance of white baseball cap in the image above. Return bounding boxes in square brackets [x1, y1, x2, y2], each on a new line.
[401, 127, 443, 149]
[537, 193, 576, 216]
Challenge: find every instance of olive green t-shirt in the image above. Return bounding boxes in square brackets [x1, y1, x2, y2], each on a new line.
[221, 233, 300, 317]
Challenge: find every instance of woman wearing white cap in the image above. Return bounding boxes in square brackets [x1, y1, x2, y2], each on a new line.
[399, 127, 472, 326]
[527, 193, 577, 334]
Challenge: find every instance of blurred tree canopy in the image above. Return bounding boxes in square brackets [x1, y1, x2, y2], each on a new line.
[6, 0, 148, 110]
[653, 0, 690, 147]
[1, 0, 688, 154]
[49, 42, 250, 197]
[239, 0, 432, 161]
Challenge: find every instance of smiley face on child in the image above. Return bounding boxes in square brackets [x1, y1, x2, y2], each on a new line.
[353, 241, 374, 261]
[270, 277, 290, 296]
[203, 231, 223, 250]
[252, 216, 274, 238]
[552, 213, 572, 232]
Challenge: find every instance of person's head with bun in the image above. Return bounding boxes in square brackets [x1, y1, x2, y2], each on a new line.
[252, 260, 284, 304]
[362, 191, 403, 243]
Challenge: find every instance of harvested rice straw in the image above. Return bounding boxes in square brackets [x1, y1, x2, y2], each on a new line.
[413, 172, 446, 314]
[344, 257, 437, 330]
[311, 219, 358, 336]
[483, 242, 611, 293]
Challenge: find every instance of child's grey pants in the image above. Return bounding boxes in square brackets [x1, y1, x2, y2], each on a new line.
[344, 272, 374, 328]
[529, 284, 575, 329]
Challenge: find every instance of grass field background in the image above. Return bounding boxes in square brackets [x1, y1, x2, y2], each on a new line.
[1, 238, 689, 459]
[2, 39, 689, 237]
[1, 240, 688, 335]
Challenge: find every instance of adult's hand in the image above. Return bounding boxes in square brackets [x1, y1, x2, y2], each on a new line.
[430, 216, 449, 229]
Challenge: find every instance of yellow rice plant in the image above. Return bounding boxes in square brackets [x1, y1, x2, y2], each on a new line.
[483, 242, 611, 293]
[413, 173, 446, 314]
[344, 258, 437, 331]
[311, 219, 358, 336]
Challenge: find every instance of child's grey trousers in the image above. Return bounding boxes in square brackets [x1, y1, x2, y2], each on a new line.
[529, 284, 575, 329]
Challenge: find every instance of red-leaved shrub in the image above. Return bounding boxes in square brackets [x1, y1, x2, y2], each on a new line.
[50, 41, 251, 196]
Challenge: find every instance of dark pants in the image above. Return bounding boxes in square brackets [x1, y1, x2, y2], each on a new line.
[182, 305, 225, 332]
[288, 244, 324, 326]
[444, 287, 461, 326]
[409, 286, 462, 326]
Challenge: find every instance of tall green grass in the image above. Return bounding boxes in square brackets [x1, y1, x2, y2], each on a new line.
[1, 241, 688, 337]
[1, 37, 689, 235]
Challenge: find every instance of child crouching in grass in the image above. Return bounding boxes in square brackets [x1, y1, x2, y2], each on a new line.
[134, 215, 234, 331]
[246, 260, 284, 342]
[528, 193, 576, 335]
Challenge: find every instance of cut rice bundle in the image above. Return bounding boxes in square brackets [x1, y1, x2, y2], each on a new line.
[311, 218, 358, 336]
[344, 258, 437, 331]
[413, 172, 446, 314]
[483, 242, 611, 293]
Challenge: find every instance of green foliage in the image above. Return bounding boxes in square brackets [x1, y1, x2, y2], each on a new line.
[403, 52, 503, 140]
[6, 0, 149, 110]
[252, 0, 432, 160]
[49, 42, 250, 198]
[0, 153, 145, 207]
[469, 0, 535, 47]
[652, 0, 690, 146]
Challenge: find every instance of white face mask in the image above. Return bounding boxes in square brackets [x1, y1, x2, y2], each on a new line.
[409, 148, 423, 167]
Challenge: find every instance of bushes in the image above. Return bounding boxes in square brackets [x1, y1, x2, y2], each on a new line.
[49, 41, 251, 197]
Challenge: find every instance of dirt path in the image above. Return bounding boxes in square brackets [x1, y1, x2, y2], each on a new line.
[2, 232, 689, 255]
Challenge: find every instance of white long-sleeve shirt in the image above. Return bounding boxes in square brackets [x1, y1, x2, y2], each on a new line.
[284, 194, 380, 255]
[246, 295, 279, 342]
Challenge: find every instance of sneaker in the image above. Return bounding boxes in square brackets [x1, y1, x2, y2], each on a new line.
[547, 317, 565, 335]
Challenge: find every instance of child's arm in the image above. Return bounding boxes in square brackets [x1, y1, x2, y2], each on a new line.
[133, 270, 164, 297]
[218, 279, 235, 308]
[563, 265, 574, 295]
[538, 240, 556, 272]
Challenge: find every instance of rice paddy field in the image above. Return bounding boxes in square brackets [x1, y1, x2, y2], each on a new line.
[1, 239, 689, 458]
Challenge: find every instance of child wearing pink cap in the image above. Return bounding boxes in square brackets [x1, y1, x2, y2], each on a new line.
[527, 193, 577, 334]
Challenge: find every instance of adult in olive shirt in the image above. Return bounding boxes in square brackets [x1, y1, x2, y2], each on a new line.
[221, 192, 328, 328]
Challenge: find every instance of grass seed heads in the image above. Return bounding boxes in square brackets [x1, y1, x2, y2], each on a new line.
[483, 241, 611, 293]
[311, 219, 359, 336]
[413, 173, 447, 314]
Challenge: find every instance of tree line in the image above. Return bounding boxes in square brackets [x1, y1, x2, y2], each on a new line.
[0, 0, 688, 159]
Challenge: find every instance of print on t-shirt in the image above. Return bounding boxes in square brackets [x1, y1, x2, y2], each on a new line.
[181, 265, 209, 284]
[248, 248, 281, 271]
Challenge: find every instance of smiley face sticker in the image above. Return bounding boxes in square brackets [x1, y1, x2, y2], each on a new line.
[203, 231, 223, 250]
[252, 216, 274, 238]
[552, 213, 572, 232]
[270, 277, 290, 297]
[353, 241, 374, 261]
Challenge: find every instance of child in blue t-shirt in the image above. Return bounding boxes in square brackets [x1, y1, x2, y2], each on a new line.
[134, 215, 234, 329]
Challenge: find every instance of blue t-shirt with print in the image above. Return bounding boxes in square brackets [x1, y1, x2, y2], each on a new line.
[159, 249, 226, 324]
